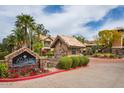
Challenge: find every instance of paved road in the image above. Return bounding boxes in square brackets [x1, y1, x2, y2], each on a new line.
[1, 58, 124, 88]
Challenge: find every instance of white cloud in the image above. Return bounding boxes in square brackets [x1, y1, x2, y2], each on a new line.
[99, 19, 124, 31]
[0, 5, 118, 42]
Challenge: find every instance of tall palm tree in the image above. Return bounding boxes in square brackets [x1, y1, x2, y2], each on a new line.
[15, 13, 35, 48]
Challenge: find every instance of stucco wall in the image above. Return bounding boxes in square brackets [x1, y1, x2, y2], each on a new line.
[112, 37, 122, 48]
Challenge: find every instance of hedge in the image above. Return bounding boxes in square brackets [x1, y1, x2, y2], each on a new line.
[71, 56, 80, 68]
[57, 55, 89, 70]
[0, 63, 8, 78]
[79, 56, 89, 66]
[57, 56, 72, 70]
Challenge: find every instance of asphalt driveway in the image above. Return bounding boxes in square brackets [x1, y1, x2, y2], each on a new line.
[0, 58, 124, 88]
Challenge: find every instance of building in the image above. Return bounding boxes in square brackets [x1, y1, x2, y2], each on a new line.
[83, 40, 97, 55]
[50, 35, 85, 58]
[40, 35, 55, 52]
[111, 28, 124, 55]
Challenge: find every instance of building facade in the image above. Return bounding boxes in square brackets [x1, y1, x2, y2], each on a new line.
[39, 35, 55, 52]
[51, 35, 85, 58]
[111, 28, 124, 55]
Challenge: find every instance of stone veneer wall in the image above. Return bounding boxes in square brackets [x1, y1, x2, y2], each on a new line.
[5, 47, 41, 68]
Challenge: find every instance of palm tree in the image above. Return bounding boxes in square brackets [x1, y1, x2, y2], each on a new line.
[2, 35, 16, 52]
[15, 13, 35, 48]
[12, 28, 25, 49]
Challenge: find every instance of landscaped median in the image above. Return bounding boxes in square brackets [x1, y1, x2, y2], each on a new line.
[0, 55, 90, 82]
[0, 69, 64, 82]
[0, 66, 89, 82]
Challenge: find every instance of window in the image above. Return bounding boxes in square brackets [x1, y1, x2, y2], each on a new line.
[72, 48, 76, 54]
[44, 41, 51, 47]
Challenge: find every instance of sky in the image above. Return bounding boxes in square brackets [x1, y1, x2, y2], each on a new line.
[0, 5, 124, 42]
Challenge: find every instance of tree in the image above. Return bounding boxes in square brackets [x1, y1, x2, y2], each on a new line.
[35, 24, 49, 37]
[15, 13, 35, 48]
[33, 41, 43, 55]
[96, 30, 122, 53]
[12, 28, 25, 49]
[73, 34, 85, 43]
[2, 34, 16, 52]
[0, 13, 50, 57]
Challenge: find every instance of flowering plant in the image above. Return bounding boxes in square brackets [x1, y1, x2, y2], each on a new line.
[11, 73, 20, 78]
[30, 71, 36, 76]
[8, 69, 16, 74]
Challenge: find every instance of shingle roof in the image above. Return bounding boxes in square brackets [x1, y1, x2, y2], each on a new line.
[51, 35, 85, 48]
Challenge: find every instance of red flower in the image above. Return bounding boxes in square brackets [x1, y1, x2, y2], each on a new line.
[11, 73, 19, 78]
[27, 65, 34, 71]
[21, 68, 27, 73]
[30, 72, 36, 76]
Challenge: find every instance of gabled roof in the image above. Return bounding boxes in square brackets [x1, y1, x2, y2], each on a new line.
[5, 47, 41, 62]
[39, 35, 55, 41]
[51, 35, 85, 48]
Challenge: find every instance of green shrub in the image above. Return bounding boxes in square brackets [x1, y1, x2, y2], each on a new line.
[57, 56, 72, 70]
[0, 63, 8, 78]
[78, 56, 84, 66]
[116, 55, 122, 58]
[71, 56, 80, 68]
[47, 63, 54, 68]
[79, 56, 89, 66]
[92, 53, 121, 58]
[46, 51, 54, 58]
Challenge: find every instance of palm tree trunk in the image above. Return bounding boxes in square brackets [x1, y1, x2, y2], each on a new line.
[24, 25, 28, 47]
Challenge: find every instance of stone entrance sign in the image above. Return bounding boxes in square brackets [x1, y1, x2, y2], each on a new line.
[5, 47, 41, 68]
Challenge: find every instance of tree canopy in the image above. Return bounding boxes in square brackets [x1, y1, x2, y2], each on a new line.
[0, 14, 50, 55]
[96, 30, 122, 46]
[95, 29, 122, 53]
[73, 34, 85, 43]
